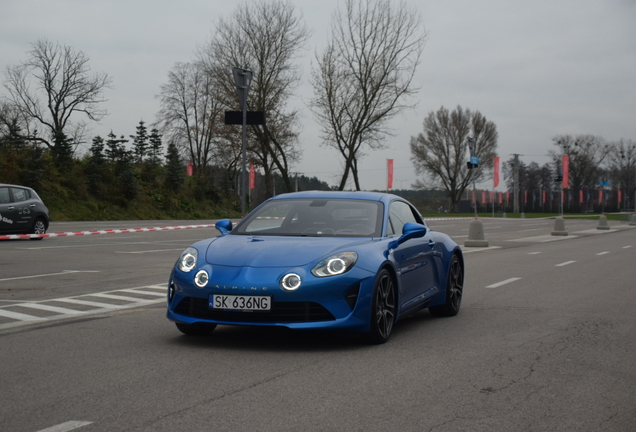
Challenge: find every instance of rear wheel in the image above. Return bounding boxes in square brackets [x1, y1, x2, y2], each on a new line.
[175, 322, 217, 336]
[29, 218, 46, 240]
[429, 254, 463, 317]
[364, 269, 396, 344]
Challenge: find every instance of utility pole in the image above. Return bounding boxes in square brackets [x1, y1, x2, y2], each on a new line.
[512, 154, 521, 214]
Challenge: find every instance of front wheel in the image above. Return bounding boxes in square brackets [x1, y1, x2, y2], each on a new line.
[175, 322, 217, 336]
[364, 269, 396, 344]
[29, 218, 46, 240]
[429, 254, 464, 317]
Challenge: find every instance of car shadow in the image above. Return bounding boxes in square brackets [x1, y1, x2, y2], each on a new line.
[165, 309, 439, 352]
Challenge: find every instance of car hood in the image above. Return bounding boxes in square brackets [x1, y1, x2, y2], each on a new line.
[205, 235, 372, 268]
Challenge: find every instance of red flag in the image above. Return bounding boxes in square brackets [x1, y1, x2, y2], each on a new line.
[472, 190, 475, 203]
[187, 162, 193, 177]
[599, 190, 603, 203]
[489, 191, 493, 203]
[506, 191, 510, 204]
[524, 190, 528, 204]
[562, 156, 569, 188]
[249, 162, 255, 189]
[387, 159, 394, 189]
[482, 191, 487, 203]
[493, 157, 500, 188]
[542, 190, 546, 203]
[499, 192, 503, 204]
[579, 190, 584, 203]
[618, 190, 622, 203]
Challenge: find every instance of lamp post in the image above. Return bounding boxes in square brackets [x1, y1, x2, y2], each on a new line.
[232, 67, 253, 216]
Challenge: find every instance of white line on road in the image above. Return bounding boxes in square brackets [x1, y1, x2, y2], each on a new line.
[18, 303, 85, 315]
[118, 289, 165, 297]
[623, 245, 633, 249]
[596, 251, 610, 256]
[36, 420, 93, 432]
[528, 252, 542, 255]
[556, 261, 576, 267]
[0, 270, 99, 282]
[0, 308, 44, 321]
[89, 293, 154, 302]
[114, 248, 185, 254]
[486, 277, 522, 288]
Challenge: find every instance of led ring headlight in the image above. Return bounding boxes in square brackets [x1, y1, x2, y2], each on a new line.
[280, 273, 302, 291]
[194, 270, 209, 288]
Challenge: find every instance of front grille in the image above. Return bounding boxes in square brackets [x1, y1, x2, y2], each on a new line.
[174, 297, 336, 323]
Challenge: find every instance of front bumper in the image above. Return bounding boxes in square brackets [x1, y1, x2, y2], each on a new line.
[166, 265, 377, 331]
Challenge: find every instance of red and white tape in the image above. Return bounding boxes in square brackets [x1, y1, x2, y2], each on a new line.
[0, 224, 216, 240]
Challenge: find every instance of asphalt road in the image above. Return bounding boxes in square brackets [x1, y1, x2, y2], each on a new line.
[1, 217, 635, 431]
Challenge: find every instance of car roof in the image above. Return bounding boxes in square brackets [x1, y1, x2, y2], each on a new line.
[269, 190, 402, 204]
[0, 183, 35, 190]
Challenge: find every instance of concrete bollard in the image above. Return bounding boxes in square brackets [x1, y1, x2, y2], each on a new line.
[551, 216, 568, 236]
[630, 214, 636, 226]
[597, 214, 610, 230]
[464, 219, 489, 247]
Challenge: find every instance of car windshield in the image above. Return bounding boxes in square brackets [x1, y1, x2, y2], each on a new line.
[233, 199, 384, 237]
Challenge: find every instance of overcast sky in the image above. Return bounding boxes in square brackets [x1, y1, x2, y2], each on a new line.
[2, 0, 635, 191]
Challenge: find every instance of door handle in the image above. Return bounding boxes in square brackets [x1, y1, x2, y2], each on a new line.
[30, 204, 37, 207]
[428, 240, 436, 247]
[8, 206, 14, 210]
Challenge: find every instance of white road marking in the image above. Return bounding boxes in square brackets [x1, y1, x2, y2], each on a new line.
[556, 260, 576, 267]
[0, 284, 167, 330]
[53, 298, 120, 309]
[89, 293, 154, 302]
[623, 245, 633, 249]
[36, 420, 93, 432]
[0, 270, 99, 282]
[18, 303, 85, 315]
[114, 248, 185, 254]
[118, 289, 165, 297]
[486, 278, 522, 288]
[144, 284, 168, 290]
[0, 309, 44, 321]
[528, 252, 542, 255]
[462, 246, 502, 254]
[596, 251, 610, 256]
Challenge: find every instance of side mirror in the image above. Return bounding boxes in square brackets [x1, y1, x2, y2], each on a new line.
[397, 222, 427, 245]
[215, 219, 233, 236]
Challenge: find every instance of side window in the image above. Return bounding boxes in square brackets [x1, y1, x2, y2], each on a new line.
[11, 188, 30, 202]
[387, 201, 420, 236]
[0, 187, 11, 204]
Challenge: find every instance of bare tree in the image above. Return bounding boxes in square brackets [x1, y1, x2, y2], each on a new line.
[310, 0, 425, 190]
[410, 106, 498, 212]
[200, 0, 310, 196]
[550, 134, 611, 192]
[607, 138, 636, 209]
[2, 38, 112, 151]
[156, 61, 227, 177]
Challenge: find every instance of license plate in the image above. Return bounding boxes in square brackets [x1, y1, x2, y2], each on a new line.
[209, 294, 271, 311]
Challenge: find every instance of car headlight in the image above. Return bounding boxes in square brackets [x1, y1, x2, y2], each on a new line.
[177, 247, 198, 273]
[194, 270, 209, 288]
[311, 252, 358, 277]
[280, 273, 302, 291]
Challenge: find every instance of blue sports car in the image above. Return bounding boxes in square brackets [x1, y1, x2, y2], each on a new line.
[167, 191, 464, 343]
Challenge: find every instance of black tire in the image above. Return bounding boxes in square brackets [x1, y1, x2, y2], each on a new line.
[429, 254, 463, 317]
[364, 269, 396, 344]
[29, 218, 46, 241]
[175, 322, 217, 336]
